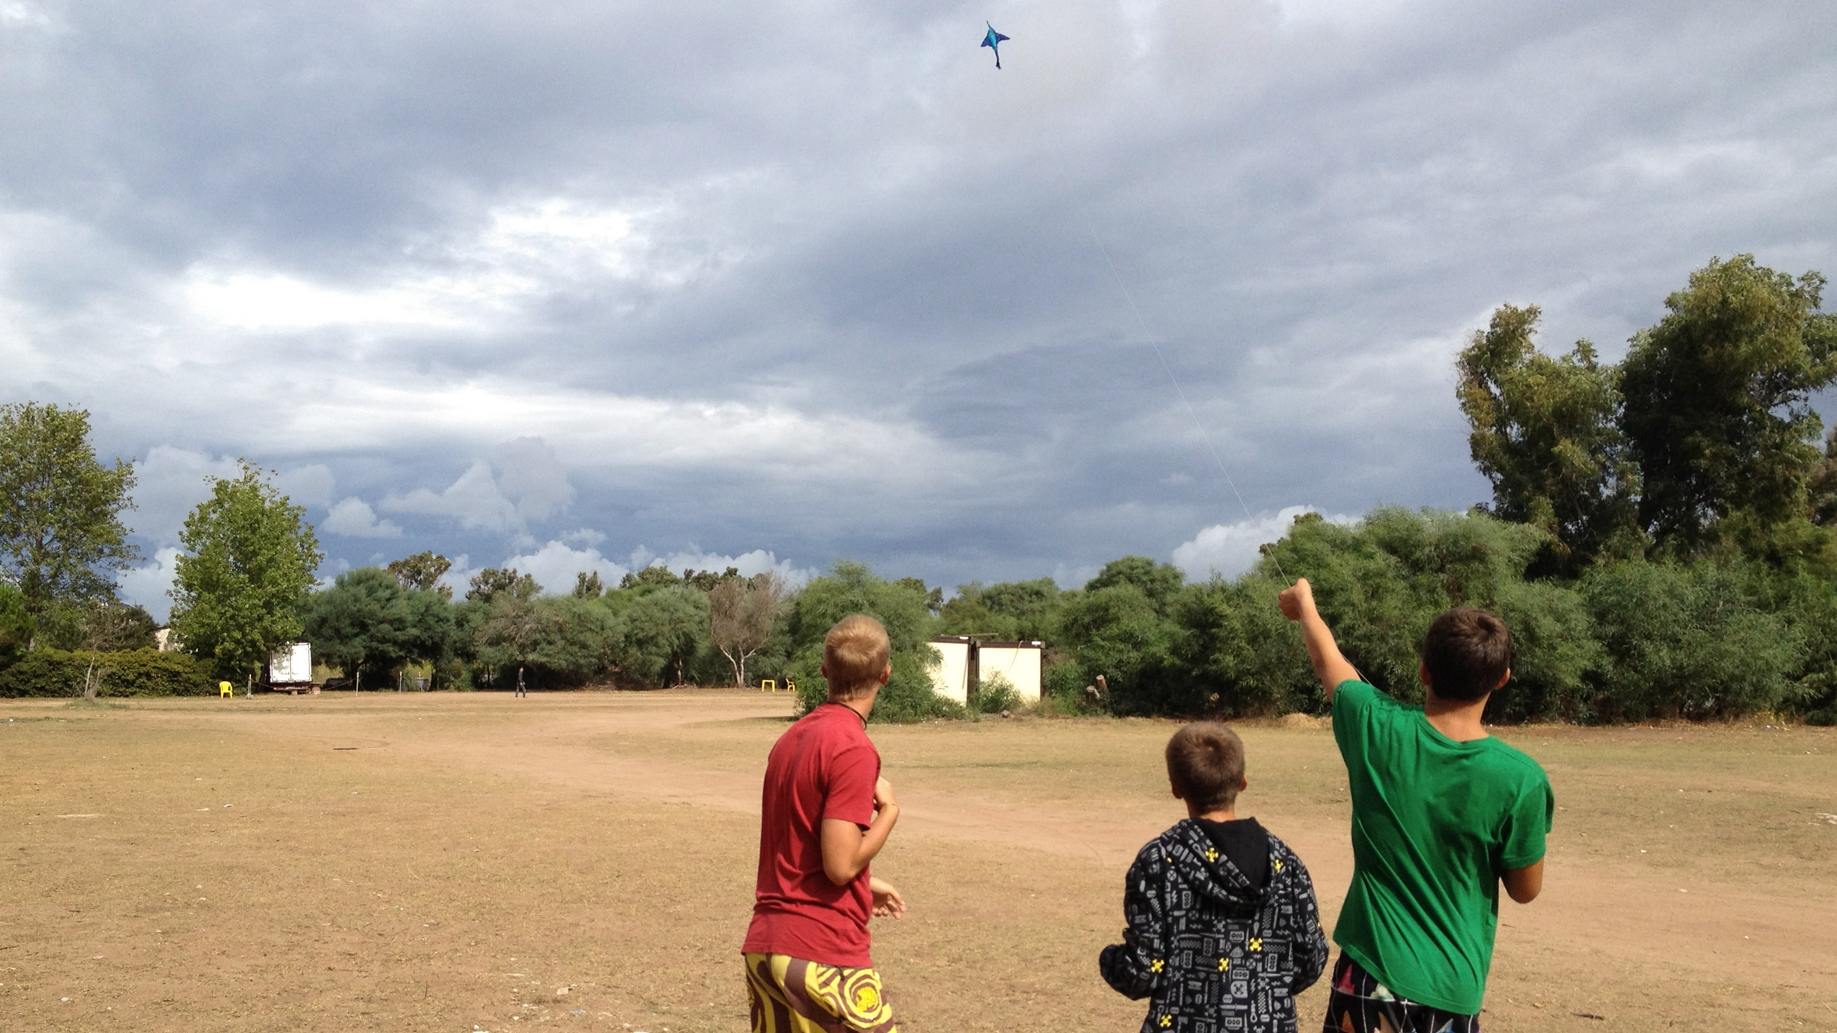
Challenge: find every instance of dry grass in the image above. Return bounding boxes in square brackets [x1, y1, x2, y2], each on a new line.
[0, 690, 1831, 1032]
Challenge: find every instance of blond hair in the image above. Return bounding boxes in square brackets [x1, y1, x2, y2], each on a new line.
[823, 615, 891, 701]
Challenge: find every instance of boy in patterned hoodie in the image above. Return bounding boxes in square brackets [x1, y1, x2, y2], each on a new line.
[1101, 722, 1330, 1033]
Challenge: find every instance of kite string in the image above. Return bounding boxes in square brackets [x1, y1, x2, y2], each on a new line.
[1074, 204, 1291, 585]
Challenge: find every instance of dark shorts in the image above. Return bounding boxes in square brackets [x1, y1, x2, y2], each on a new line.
[1322, 954, 1480, 1033]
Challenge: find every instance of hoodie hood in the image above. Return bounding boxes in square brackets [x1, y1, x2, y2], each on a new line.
[1158, 818, 1271, 916]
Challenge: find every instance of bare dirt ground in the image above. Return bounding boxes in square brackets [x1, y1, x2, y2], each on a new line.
[1, 689, 1832, 1032]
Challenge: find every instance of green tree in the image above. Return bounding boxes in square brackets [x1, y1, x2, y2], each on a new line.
[1084, 556, 1186, 607]
[0, 581, 32, 669]
[1169, 575, 1311, 717]
[467, 567, 540, 603]
[1055, 582, 1181, 714]
[168, 463, 322, 680]
[784, 562, 949, 722]
[893, 577, 943, 613]
[937, 578, 1063, 642]
[80, 601, 158, 652]
[474, 596, 556, 673]
[529, 597, 623, 683]
[1261, 508, 1568, 710]
[1621, 255, 1837, 554]
[709, 571, 787, 686]
[624, 586, 710, 686]
[1581, 558, 1802, 719]
[572, 570, 604, 599]
[302, 567, 456, 683]
[388, 551, 453, 599]
[0, 402, 139, 621]
[1457, 304, 1641, 571]
[618, 565, 683, 590]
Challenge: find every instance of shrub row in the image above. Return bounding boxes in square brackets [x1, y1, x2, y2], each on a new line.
[0, 649, 213, 698]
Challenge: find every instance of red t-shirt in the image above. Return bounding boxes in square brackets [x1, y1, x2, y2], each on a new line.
[742, 702, 881, 967]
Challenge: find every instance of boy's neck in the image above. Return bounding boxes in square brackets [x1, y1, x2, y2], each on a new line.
[828, 690, 877, 723]
[1186, 803, 1239, 822]
[1423, 691, 1490, 742]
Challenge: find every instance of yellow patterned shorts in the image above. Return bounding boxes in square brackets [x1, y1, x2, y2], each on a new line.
[744, 952, 897, 1033]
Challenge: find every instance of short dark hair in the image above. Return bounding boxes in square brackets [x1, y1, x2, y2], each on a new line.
[1165, 722, 1246, 812]
[1421, 607, 1513, 702]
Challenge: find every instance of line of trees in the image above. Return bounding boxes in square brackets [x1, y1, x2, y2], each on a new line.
[3, 254, 1833, 721]
[298, 558, 796, 692]
[1020, 254, 1837, 724]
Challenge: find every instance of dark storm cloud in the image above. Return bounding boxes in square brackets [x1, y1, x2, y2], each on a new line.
[1, 0, 1833, 612]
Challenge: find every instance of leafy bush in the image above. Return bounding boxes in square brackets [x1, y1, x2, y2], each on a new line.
[0, 648, 212, 698]
[1580, 559, 1803, 719]
[1053, 581, 1180, 715]
[975, 672, 1022, 714]
[621, 587, 710, 687]
[1171, 575, 1314, 717]
[784, 561, 957, 722]
[303, 568, 457, 683]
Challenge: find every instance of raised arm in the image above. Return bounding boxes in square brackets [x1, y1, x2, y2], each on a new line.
[1278, 578, 1360, 702]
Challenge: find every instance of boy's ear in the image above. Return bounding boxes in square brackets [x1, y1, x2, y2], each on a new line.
[1494, 667, 1511, 692]
[1169, 779, 1186, 801]
[878, 663, 891, 686]
[1418, 662, 1431, 688]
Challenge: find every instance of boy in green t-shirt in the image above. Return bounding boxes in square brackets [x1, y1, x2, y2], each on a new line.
[1278, 578, 1552, 1033]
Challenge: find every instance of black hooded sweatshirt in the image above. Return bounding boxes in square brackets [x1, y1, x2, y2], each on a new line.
[1100, 817, 1329, 1033]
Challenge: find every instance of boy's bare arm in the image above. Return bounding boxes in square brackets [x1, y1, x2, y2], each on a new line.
[1277, 578, 1360, 701]
[820, 777, 900, 886]
[1502, 859, 1543, 904]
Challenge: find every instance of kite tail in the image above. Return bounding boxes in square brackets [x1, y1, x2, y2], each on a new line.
[996, 52, 1002, 70]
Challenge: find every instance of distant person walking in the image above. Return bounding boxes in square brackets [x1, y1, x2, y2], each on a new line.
[515, 666, 527, 697]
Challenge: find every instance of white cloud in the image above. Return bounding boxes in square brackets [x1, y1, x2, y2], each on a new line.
[380, 438, 575, 534]
[116, 546, 180, 622]
[273, 464, 335, 509]
[436, 553, 473, 599]
[183, 270, 479, 331]
[0, 2, 54, 29]
[179, 198, 691, 336]
[630, 547, 814, 587]
[127, 447, 242, 546]
[1172, 505, 1358, 580]
[500, 541, 631, 597]
[381, 460, 522, 532]
[492, 437, 575, 520]
[1, 0, 1830, 597]
[322, 497, 402, 539]
[129, 448, 338, 547]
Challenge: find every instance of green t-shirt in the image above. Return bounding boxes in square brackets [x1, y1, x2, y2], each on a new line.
[1331, 680, 1553, 1015]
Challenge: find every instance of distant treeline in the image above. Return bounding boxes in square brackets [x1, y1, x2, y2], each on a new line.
[3, 254, 1835, 720]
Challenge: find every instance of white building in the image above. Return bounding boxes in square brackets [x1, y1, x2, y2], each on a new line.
[927, 637, 1042, 705]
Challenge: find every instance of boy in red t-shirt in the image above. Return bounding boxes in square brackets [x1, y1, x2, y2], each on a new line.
[742, 615, 905, 1033]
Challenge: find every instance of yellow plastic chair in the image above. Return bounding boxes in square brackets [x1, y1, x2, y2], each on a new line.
[760, 679, 777, 693]
[218, 680, 233, 698]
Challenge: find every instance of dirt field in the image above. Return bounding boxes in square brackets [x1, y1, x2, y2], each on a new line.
[1, 689, 1832, 1032]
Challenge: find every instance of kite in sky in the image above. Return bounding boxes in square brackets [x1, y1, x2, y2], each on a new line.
[981, 23, 1010, 69]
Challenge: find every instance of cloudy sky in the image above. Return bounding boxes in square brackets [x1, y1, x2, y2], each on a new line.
[2, 0, 1833, 617]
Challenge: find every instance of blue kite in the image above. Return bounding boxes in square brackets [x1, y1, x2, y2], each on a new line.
[981, 22, 1010, 69]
